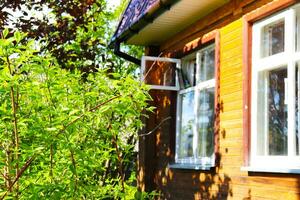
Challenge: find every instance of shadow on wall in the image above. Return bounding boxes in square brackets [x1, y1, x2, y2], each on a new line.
[138, 53, 300, 199]
[298, 178, 300, 200]
[193, 171, 233, 200]
[137, 90, 177, 193]
[152, 153, 233, 200]
[138, 60, 234, 199]
[150, 90, 233, 199]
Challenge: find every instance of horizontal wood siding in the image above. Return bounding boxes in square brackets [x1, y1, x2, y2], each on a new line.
[219, 20, 244, 184]
[139, 0, 300, 199]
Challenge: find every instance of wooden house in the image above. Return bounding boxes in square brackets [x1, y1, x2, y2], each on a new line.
[110, 0, 300, 199]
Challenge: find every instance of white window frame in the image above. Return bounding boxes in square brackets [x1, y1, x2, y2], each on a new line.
[141, 56, 180, 91]
[251, 7, 300, 168]
[175, 44, 216, 166]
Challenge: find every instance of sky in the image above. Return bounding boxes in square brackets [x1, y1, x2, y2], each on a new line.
[4, 0, 123, 29]
[107, 0, 122, 9]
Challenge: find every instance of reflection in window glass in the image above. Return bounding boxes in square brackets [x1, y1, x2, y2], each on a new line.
[181, 58, 196, 88]
[297, 65, 300, 155]
[262, 19, 285, 57]
[176, 43, 215, 165]
[252, 8, 300, 168]
[296, 9, 300, 52]
[257, 67, 287, 155]
[178, 91, 195, 159]
[199, 46, 215, 83]
[197, 88, 215, 158]
[268, 68, 287, 155]
[144, 60, 176, 86]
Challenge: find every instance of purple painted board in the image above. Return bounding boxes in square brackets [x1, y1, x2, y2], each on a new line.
[114, 0, 159, 40]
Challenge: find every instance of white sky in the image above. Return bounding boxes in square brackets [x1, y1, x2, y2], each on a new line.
[4, 0, 122, 29]
[107, 0, 122, 9]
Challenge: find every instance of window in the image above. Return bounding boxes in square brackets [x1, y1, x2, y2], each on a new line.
[175, 44, 216, 167]
[141, 36, 218, 169]
[141, 56, 180, 91]
[251, 7, 300, 167]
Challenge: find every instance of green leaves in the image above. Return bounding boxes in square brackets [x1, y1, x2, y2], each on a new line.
[3, 28, 9, 38]
[0, 31, 151, 199]
[14, 31, 21, 43]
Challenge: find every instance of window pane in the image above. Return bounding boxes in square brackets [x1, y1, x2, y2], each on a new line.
[143, 60, 176, 86]
[197, 88, 215, 158]
[297, 65, 300, 155]
[296, 10, 300, 52]
[257, 67, 288, 155]
[268, 68, 288, 155]
[178, 91, 195, 159]
[180, 58, 196, 89]
[262, 19, 285, 57]
[198, 45, 215, 83]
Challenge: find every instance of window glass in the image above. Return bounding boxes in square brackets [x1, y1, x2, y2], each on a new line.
[257, 67, 288, 155]
[143, 60, 176, 86]
[296, 8, 300, 52]
[176, 43, 216, 165]
[181, 58, 196, 88]
[252, 8, 300, 167]
[268, 68, 288, 155]
[296, 65, 300, 155]
[178, 91, 195, 159]
[197, 88, 215, 158]
[199, 46, 215, 83]
[261, 19, 285, 57]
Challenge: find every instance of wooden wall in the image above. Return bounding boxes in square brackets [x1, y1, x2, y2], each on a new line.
[138, 0, 300, 199]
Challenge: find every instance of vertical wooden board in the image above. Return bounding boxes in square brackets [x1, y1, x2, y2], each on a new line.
[220, 21, 243, 123]
[219, 18, 246, 200]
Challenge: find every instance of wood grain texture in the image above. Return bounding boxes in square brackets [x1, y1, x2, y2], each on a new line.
[138, 1, 300, 199]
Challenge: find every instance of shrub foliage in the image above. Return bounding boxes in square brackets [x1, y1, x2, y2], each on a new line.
[0, 31, 150, 199]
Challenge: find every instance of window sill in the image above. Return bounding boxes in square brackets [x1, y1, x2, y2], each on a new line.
[168, 163, 214, 170]
[241, 166, 300, 174]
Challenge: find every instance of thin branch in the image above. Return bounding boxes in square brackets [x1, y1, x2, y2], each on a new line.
[6, 54, 20, 197]
[4, 148, 12, 190]
[19, 175, 41, 198]
[139, 117, 172, 137]
[43, 63, 57, 109]
[0, 171, 10, 182]
[0, 156, 35, 200]
[50, 144, 53, 180]
[0, 93, 120, 199]
[107, 111, 125, 192]
[112, 135, 125, 192]
[141, 52, 163, 83]
[0, 93, 127, 198]
[55, 94, 121, 137]
[70, 149, 78, 196]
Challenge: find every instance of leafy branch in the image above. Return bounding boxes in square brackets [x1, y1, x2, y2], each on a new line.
[0, 93, 125, 198]
[1, 157, 35, 200]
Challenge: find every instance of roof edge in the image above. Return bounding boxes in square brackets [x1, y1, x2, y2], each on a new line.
[109, 0, 180, 47]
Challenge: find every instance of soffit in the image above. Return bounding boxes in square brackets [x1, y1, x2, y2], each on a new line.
[126, 0, 229, 46]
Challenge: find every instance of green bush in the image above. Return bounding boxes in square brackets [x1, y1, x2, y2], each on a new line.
[0, 30, 151, 199]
